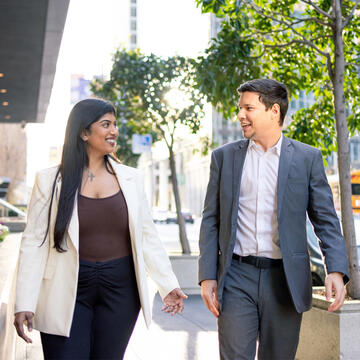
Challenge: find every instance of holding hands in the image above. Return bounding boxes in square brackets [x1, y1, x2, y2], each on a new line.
[162, 288, 188, 315]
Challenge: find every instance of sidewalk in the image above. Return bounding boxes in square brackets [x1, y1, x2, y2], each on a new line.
[1, 233, 220, 360]
[15, 293, 219, 360]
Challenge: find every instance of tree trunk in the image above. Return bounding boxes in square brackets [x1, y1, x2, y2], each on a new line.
[332, 0, 360, 298]
[168, 147, 191, 254]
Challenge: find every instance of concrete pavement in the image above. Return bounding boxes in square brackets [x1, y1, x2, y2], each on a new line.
[14, 293, 220, 360]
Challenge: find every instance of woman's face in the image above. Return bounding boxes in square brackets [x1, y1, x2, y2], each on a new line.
[82, 112, 118, 157]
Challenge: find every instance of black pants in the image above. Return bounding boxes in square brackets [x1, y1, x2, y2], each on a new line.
[41, 256, 141, 360]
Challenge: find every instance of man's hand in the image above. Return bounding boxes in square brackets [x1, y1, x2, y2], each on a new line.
[325, 272, 346, 312]
[162, 288, 188, 316]
[201, 279, 219, 317]
[14, 311, 34, 343]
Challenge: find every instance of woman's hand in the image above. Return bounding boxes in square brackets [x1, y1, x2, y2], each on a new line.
[14, 311, 34, 343]
[162, 288, 188, 316]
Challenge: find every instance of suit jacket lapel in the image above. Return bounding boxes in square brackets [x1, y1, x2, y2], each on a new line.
[277, 137, 294, 218]
[232, 140, 249, 223]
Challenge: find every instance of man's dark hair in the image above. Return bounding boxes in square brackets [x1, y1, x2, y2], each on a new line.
[237, 79, 289, 126]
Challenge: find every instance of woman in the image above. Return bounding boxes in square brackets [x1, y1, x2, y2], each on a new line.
[14, 98, 186, 359]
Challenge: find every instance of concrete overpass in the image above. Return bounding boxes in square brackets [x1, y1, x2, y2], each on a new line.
[0, 0, 70, 124]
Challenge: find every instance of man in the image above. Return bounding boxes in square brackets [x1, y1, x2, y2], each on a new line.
[199, 79, 349, 360]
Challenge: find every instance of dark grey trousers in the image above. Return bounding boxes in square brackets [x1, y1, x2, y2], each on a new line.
[218, 258, 302, 360]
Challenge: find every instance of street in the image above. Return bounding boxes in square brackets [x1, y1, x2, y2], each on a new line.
[155, 219, 201, 253]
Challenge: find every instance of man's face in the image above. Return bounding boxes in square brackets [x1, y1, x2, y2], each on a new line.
[237, 91, 275, 141]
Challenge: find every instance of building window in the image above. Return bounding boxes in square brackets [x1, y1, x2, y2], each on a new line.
[354, 142, 359, 161]
[131, 0, 136, 3]
[131, 19, 137, 31]
[131, 7, 137, 17]
[130, 34, 137, 44]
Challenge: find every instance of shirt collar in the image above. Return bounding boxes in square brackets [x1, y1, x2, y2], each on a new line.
[249, 134, 283, 156]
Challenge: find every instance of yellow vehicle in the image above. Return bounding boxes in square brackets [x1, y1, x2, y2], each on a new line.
[327, 170, 360, 212]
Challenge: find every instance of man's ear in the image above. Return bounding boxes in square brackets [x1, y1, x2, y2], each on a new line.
[271, 103, 281, 124]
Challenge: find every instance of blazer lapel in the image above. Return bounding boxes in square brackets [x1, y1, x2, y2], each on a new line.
[232, 140, 249, 223]
[277, 137, 294, 218]
[67, 192, 79, 252]
[54, 172, 79, 253]
[109, 158, 138, 251]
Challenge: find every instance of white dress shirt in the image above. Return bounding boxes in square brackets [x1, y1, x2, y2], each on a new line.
[234, 135, 283, 259]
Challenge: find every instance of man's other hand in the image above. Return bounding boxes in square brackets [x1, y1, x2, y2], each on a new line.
[325, 272, 346, 312]
[201, 279, 220, 317]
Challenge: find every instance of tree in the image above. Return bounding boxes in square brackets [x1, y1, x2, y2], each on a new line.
[92, 49, 205, 254]
[91, 74, 148, 167]
[195, 0, 360, 297]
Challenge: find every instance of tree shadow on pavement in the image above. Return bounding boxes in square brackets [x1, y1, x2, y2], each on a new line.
[151, 293, 218, 360]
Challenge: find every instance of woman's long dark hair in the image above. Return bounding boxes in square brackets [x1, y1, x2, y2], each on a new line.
[44, 98, 117, 252]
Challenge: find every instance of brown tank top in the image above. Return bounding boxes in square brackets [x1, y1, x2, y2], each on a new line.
[78, 190, 132, 262]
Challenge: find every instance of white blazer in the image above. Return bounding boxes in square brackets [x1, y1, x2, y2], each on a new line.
[15, 158, 179, 336]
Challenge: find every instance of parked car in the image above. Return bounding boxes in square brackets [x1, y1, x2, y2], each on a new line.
[166, 210, 195, 224]
[307, 220, 327, 286]
[152, 208, 168, 224]
[307, 213, 360, 286]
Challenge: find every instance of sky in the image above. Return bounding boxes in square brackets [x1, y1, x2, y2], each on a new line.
[26, 0, 210, 186]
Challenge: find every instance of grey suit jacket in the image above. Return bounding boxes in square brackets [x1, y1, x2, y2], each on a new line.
[199, 136, 349, 313]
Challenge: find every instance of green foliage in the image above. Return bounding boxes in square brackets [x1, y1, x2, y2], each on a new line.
[91, 49, 205, 165]
[191, 21, 261, 119]
[286, 98, 337, 157]
[0, 224, 9, 242]
[192, 135, 219, 156]
[195, 0, 360, 154]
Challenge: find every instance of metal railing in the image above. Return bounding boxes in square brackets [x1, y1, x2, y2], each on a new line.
[0, 199, 26, 218]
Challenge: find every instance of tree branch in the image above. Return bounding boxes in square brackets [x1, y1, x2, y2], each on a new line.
[310, 34, 333, 42]
[342, 0, 360, 29]
[240, 17, 328, 39]
[299, 0, 334, 20]
[345, 62, 360, 67]
[170, 123, 176, 148]
[289, 15, 333, 28]
[241, 26, 296, 39]
[247, 2, 331, 59]
[240, 21, 331, 42]
[155, 122, 169, 149]
[249, 50, 266, 59]
[263, 36, 331, 50]
[264, 40, 308, 49]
